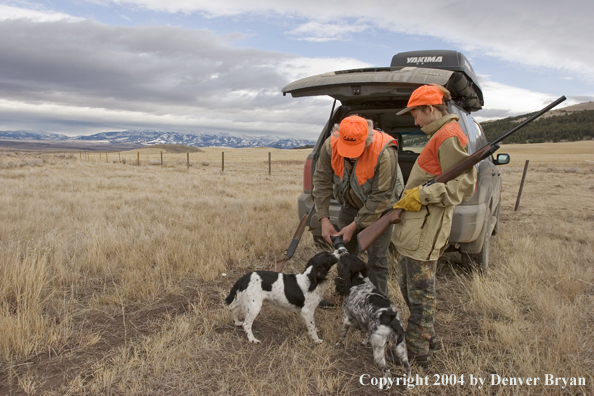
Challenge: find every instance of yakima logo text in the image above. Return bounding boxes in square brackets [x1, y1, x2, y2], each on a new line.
[407, 56, 443, 64]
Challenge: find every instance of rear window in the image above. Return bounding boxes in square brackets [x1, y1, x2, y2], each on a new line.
[398, 130, 429, 153]
[344, 107, 427, 154]
[451, 106, 484, 154]
[344, 105, 478, 155]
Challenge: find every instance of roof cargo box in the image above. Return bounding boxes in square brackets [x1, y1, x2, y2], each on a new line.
[391, 50, 484, 112]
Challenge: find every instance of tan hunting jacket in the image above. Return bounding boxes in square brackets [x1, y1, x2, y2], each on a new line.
[392, 114, 477, 261]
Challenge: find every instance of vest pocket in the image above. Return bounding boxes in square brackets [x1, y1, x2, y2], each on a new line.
[393, 207, 429, 251]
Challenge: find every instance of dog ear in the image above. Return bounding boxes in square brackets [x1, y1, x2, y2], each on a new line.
[334, 259, 351, 296]
[307, 266, 318, 292]
[359, 262, 367, 277]
[327, 252, 339, 265]
[348, 255, 367, 277]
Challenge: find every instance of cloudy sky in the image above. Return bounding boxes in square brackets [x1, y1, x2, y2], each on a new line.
[0, 0, 591, 139]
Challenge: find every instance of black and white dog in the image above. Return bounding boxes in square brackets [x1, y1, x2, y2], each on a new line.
[335, 253, 410, 376]
[224, 252, 339, 344]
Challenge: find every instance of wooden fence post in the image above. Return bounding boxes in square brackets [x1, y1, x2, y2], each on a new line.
[137, 152, 140, 166]
[222, 152, 225, 172]
[515, 160, 530, 211]
[187, 153, 190, 170]
[161, 151, 163, 167]
[268, 152, 271, 175]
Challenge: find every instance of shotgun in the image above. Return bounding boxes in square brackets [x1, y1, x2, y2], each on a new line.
[357, 95, 567, 252]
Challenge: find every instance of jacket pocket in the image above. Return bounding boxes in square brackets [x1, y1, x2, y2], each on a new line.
[393, 207, 429, 251]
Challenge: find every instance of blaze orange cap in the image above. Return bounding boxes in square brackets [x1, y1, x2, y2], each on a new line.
[396, 85, 444, 115]
[336, 115, 369, 158]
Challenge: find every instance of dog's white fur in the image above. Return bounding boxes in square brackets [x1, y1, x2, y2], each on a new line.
[224, 252, 338, 344]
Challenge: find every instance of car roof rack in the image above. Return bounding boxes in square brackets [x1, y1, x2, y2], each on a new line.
[391, 50, 484, 112]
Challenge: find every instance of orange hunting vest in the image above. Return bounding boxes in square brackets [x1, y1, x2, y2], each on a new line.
[417, 122, 469, 176]
[330, 131, 396, 185]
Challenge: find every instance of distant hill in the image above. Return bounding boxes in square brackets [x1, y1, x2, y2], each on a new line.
[147, 144, 203, 153]
[480, 103, 594, 144]
[0, 130, 316, 150]
[0, 130, 69, 141]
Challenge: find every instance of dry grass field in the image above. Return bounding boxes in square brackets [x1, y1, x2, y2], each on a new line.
[0, 141, 593, 395]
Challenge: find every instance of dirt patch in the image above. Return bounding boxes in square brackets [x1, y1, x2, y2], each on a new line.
[0, 283, 203, 395]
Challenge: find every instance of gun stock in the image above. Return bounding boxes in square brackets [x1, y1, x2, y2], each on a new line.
[356, 96, 566, 252]
[357, 208, 403, 252]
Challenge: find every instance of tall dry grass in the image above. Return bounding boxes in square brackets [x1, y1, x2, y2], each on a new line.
[0, 142, 593, 395]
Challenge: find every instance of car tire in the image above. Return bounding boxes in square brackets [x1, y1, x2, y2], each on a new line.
[462, 233, 490, 273]
[491, 203, 501, 236]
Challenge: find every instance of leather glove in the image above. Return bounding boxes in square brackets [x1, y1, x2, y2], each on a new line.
[393, 186, 422, 212]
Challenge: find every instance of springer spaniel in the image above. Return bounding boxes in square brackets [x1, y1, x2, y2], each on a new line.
[224, 251, 339, 344]
[335, 253, 411, 376]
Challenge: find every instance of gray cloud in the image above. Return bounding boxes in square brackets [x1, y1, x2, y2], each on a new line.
[109, 0, 593, 79]
[2, 0, 592, 137]
[0, 20, 287, 108]
[0, 18, 348, 136]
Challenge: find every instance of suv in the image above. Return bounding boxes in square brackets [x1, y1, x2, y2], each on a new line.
[282, 50, 510, 270]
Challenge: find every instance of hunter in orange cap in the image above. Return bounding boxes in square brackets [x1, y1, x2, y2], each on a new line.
[312, 115, 404, 300]
[391, 83, 477, 368]
[396, 84, 445, 115]
[335, 115, 370, 158]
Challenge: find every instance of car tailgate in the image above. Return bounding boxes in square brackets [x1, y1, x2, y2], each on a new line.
[282, 67, 453, 103]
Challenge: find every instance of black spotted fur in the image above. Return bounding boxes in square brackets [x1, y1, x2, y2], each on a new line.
[335, 253, 411, 376]
[224, 251, 338, 344]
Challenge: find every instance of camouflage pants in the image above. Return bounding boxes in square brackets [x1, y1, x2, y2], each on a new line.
[397, 255, 437, 354]
[338, 206, 393, 298]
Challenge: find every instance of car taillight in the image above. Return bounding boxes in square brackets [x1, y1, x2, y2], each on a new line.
[303, 158, 312, 193]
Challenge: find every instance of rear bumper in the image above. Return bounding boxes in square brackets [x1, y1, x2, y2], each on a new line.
[449, 202, 486, 244]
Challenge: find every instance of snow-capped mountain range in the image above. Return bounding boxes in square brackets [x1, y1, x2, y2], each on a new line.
[0, 130, 315, 149]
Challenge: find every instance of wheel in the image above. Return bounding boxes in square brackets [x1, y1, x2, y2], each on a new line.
[491, 203, 501, 236]
[461, 234, 490, 273]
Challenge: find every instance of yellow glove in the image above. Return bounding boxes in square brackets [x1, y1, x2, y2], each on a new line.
[393, 186, 422, 212]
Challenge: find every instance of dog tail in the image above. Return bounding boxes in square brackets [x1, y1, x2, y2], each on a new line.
[224, 283, 239, 305]
[224, 273, 251, 305]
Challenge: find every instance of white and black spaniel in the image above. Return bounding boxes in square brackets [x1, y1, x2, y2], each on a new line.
[224, 251, 339, 344]
[335, 253, 410, 376]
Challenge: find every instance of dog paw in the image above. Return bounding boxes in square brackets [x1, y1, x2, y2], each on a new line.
[248, 338, 261, 344]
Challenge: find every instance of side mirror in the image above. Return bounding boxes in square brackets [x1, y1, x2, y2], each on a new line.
[494, 153, 510, 165]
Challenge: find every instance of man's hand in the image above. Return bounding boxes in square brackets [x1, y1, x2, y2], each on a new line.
[321, 217, 339, 244]
[335, 221, 357, 243]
